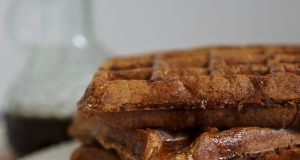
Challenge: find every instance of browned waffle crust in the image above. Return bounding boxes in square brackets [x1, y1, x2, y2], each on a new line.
[78, 45, 300, 130]
[70, 145, 120, 160]
[96, 127, 300, 160]
[69, 114, 300, 160]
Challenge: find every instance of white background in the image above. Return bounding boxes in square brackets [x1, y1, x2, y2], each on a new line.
[1, 0, 300, 108]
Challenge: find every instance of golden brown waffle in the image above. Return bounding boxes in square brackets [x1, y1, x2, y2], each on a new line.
[70, 145, 120, 160]
[78, 45, 300, 130]
[95, 127, 300, 160]
[98, 127, 300, 160]
[69, 114, 300, 160]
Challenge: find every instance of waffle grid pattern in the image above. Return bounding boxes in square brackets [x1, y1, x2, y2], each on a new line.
[94, 45, 300, 82]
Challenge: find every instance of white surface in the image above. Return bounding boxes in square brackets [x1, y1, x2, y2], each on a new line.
[1, 0, 300, 109]
[18, 140, 79, 160]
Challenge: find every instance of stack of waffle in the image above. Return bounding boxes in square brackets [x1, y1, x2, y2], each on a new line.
[68, 45, 300, 159]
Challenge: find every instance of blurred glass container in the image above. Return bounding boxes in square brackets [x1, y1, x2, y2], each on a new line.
[3, 0, 111, 156]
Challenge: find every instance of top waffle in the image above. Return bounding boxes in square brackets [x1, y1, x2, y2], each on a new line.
[78, 45, 300, 129]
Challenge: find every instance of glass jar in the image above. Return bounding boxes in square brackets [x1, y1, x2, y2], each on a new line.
[3, 0, 111, 156]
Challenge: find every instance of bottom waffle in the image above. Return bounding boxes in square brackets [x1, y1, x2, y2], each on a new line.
[69, 114, 300, 160]
[70, 145, 120, 160]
